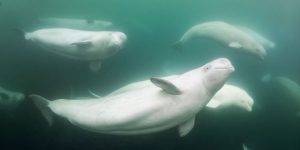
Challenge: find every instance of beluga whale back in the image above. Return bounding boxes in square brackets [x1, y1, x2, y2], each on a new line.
[36, 17, 113, 31]
[30, 58, 234, 137]
[24, 28, 127, 72]
[173, 21, 267, 59]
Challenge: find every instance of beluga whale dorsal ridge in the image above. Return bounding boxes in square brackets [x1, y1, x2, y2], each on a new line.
[37, 17, 113, 31]
[173, 21, 267, 59]
[30, 58, 234, 137]
[24, 28, 127, 72]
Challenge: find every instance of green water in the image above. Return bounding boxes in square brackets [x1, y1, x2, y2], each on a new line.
[0, 0, 300, 150]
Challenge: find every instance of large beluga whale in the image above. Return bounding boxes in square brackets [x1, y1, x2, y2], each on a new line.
[36, 17, 113, 31]
[173, 21, 267, 59]
[0, 86, 25, 111]
[23, 28, 127, 71]
[30, 58, 234, 137]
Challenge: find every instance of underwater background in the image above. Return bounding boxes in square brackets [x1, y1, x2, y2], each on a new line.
[0, 0, 300, 150]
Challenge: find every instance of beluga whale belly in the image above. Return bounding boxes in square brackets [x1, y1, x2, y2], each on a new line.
[24, 28, 127, 72]
[30, 58, 234, 137]
[173, 21, 266, 59]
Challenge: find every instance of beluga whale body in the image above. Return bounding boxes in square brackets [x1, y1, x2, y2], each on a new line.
[173, 21, 266, 59]
[30, 58, 234, 137]
[24, 28, 127, 71]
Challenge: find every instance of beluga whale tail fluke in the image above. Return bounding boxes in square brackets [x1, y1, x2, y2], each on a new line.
[29, 94, 54, 126]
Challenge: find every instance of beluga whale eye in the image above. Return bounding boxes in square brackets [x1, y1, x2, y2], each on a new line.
[203, 64, 212, 72]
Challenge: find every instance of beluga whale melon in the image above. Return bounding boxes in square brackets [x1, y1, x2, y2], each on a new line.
[173, 21, 267, 59]
[30, 58, 234, 137]
[23, 28, 127, 71]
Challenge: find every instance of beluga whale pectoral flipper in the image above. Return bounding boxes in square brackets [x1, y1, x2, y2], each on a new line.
[173, 21, 267, 60]
[30, 58, 234, 137]
[24, 28, 127, 72]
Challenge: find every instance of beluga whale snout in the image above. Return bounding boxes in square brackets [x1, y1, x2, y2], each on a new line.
[29, 57, 234, 137]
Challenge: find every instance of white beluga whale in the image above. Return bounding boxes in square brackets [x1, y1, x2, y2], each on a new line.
[24, 28, 127, 71]
[173, 21, 267, 59]
[36, 17, 113, 31]
[30, 58, 234, 137]
[206, 84, 254, 112]
[0, 86, 25, 111]
[237, 26, 275, 49]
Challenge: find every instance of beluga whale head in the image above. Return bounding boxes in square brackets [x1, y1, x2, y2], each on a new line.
[105, 32, 127, 57]
[201, 58, 235, 95]
[243, 40, 267, 60]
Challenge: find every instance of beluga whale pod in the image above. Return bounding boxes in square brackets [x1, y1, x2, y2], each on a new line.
[23, 28, 127, 72]
[30, 58, 234, 137]
[173, 21, 267, 60]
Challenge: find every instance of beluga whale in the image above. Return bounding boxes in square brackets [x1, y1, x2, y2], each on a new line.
[173, 21, 266, 59]
[30, 58, 234, 137]
[23, 28, 127, 71]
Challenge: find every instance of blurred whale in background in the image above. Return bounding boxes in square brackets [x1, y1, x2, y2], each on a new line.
[173, 21, 267, 60]
[22, 28, 127, 72]
[0, 86, 25, 111]
[30, 58, 234, 137]
[206, 84, 254, 112]
[36, 17, 113, 31]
